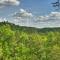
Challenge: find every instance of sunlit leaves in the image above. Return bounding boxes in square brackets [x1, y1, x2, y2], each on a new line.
[0, 22, 60, 60]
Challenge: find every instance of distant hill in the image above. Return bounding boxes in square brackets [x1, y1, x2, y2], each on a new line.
[0, 22, 60, 60]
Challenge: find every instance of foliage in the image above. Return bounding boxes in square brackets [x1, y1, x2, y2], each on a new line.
[0, 22, 60, 60]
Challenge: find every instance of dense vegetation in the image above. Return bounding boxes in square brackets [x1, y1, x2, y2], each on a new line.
[0, 22, 60, 60]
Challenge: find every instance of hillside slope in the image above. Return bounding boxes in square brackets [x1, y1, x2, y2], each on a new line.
[0, 22, 60, 60]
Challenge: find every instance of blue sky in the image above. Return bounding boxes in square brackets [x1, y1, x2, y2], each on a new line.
[20, 0, 54, 15]
[0, 0, 60, 28]
[0, 0, 56, 18]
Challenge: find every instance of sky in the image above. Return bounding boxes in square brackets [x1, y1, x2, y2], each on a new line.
[0, 0, 60, 28]
[0, 0, 54, 17]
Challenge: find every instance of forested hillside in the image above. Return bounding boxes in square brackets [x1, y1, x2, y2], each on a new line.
[0, 22, 60, 60]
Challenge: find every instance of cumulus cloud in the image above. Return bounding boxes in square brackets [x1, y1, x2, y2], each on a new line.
[12, 9, 60, 22]
[36, 12, 60, 21]
[0, 17, 8, 22]
[0, 0, 20, 7]
[0, 12, 60, 28]
[10, 11, 60, 28]
[49, 12, 60, 20]
[12, 9, 33, 19]
[36, 16, 49, 21]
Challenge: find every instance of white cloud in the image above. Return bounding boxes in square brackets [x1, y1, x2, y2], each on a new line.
[0, 17, 7, 22]
[36, 12, 60, 21]
[36, 16, 49, 21]
[0, 11, 60, 28]
[10, 11, 60, 28]
[13, 9, 60, 22]
[0, 0, 20, 7]
[49, 12, 60, 20]
[13, 9, 33, 19]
